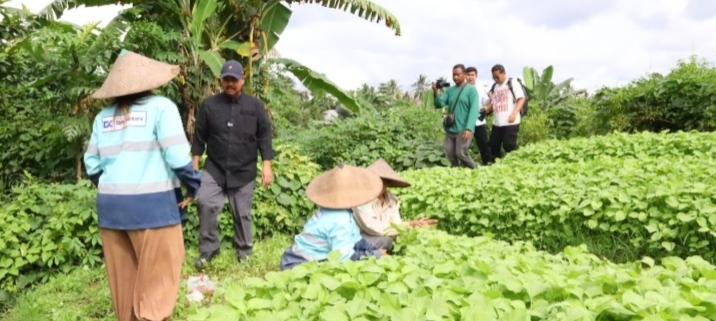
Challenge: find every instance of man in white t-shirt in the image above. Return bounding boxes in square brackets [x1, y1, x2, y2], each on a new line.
[465, 66, 492, 165]
[482, 64, 525, 160]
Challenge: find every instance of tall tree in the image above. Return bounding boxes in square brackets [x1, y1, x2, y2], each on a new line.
[411, 74, 429, 101]
[378, 79, 401, 99]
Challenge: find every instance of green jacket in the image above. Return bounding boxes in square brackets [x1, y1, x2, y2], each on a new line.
[434, 83, 480, 133]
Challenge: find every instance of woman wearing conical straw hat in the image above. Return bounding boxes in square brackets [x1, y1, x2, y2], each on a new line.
[279, 164, 388, 270]
[352, 159, 438, 252]
[83, 50, 201, 321]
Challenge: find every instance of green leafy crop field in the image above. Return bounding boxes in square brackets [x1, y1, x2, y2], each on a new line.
[190, 228, 716, 320]
[4, 131, 716, 321]
[500, 131, 716, 165]
[396, 132, 716, 263]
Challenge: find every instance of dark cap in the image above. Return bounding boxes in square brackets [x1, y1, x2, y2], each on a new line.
[220, 60, 244, 79]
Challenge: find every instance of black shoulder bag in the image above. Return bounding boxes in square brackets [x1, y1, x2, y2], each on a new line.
[442, 84, 467, 128]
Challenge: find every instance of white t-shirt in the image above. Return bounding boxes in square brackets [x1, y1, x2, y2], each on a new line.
[472, 80, 490, 126]
[490, 78, 525, 127]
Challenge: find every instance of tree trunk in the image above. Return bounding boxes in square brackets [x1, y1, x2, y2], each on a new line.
[76, 153, 82, 182]
[178, 61, 196, 143]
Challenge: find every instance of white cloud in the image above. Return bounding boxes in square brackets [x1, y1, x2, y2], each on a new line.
[685, 0, 716, 21]
[4, 0, 129, 27]
[279, 0, 716, 93]
[6, 0, 716, 94]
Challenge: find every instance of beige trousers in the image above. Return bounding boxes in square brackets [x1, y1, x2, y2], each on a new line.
[100, 224, 185, 321]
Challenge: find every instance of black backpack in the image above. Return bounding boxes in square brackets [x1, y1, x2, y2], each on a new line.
[489, 78, 530, 116]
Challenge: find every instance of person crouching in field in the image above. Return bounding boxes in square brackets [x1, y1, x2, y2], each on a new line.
[83, 50, 201, 321]
[352, 159, 438, 253]
[279, 164, 388, 270]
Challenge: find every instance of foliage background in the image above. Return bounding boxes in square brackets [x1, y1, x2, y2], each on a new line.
[3, 1, 716, 318]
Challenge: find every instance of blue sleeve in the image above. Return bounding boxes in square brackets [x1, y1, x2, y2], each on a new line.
[155, 100, 201, 197]
[172, 164, 201, 198]
[327, 223, 358, 262]
[83, 115, 103, 187]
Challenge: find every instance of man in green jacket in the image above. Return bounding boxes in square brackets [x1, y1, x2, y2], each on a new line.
[432, 64, 480, 169]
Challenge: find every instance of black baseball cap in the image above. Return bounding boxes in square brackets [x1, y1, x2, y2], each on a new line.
[220, 60, 244, 79]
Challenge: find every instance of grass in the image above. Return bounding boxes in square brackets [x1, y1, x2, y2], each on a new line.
[1, 235, 291, 321]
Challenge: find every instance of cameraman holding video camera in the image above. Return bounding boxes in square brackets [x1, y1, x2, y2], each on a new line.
[432, 64, 480, 169]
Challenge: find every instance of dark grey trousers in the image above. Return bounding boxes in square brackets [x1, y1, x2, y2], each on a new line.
[361, 233, 394, 251]
[196, 171, 255, 258]
[444, 131, 476, 169]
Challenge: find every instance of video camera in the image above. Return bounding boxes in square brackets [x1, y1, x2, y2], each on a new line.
[478, 109, 488, 122]
[434, 77, 451, 89]
[478, 108, 495, 122]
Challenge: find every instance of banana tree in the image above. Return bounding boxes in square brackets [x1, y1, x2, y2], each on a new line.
[205, 0, 402, 114]
[522, 65, 583, 109]
[37, 0, 402, 116]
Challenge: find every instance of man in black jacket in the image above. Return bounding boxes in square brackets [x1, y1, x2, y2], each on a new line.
[191, 60, 275, 268]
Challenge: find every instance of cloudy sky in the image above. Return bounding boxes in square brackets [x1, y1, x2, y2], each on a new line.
[6, 0, 716, 93]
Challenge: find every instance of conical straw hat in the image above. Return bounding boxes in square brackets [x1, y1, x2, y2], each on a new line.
[367, 158, 411, 188]
[306, 164, 383, 209]
[92, 49, 180, 99]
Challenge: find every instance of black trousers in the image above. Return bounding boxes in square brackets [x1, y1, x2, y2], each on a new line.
[473, 124, 492, 165]
[489, 124, 520, 160]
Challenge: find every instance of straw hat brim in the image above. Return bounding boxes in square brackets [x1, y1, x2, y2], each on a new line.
[92, 50, 180, 99]
[367, 158, 411, 188]
[305, 164, 383, 209]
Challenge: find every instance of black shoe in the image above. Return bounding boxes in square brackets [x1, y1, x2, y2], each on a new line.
[236, 251, 250, 263]
[194, 251, 219, 269]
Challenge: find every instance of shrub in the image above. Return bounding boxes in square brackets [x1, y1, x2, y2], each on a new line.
[500, 131, 716, 165]
[190, 228, 716, 320]
[483, 107, 551, 151]
[289, 104, 446, 171]
[513, 106, 550, 146]
[590, 56, 716, 134]
[182, 143, 322, 243]
[396, 154, 716, 263]
[0, 178, 100, 293]
[291, 102, 553, 172]
[547, 97, 608, 139]
[544, 96, 594, 139]
[0, 143, 319, 293]
[0, 118, 75, 192]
